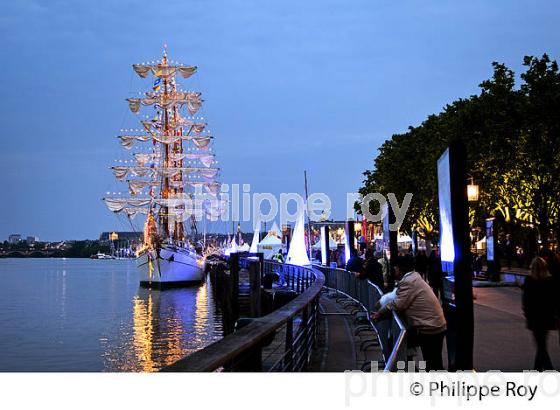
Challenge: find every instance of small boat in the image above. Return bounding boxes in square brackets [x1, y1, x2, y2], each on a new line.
[90, 252, 114, 260]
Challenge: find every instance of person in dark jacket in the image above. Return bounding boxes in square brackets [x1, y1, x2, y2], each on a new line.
[522, 256, 557, 371]
[427, 249, 444, 299]
[362, 249, 384, 291]
[346, 248, 364, 276]
[415, 250, 428, 280]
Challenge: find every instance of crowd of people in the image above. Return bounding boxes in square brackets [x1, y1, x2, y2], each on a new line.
[342, 244, 560, 372]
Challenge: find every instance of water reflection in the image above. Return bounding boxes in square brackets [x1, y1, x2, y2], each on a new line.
[0, 259, 224, 371]
[103, 279, 223, 372]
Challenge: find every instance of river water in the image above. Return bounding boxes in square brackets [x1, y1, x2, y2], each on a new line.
[0, 258, 223, 371]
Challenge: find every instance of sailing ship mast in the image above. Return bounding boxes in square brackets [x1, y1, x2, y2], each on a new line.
[103, 47, 222, 252]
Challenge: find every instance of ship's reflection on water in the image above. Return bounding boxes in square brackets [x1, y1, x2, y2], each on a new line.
[103, 279, 223, 372]
[0, 259, 224, 371]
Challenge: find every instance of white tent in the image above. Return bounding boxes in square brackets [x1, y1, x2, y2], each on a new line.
[224, 236, 238, 256]
[249, 223, 260, 253]
[476, 236, 486, 250]
[268, 221, 282, 237]
[311, 235, 337, 250]
[286, 210, 311, 266]
[238, 243, 250, 252]
[258, 231, 282, 259]
[397, 234, 413, 243]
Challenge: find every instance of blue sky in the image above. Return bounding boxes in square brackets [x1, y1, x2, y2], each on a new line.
[1, 0, 559, 241]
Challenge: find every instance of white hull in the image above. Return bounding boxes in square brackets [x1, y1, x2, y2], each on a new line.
[138, 245, 205, 287]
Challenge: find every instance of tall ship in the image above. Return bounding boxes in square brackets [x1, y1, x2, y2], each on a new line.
[103, 47, 223, 287]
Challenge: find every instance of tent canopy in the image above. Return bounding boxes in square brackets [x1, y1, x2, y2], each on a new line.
[238, 243, 250, 252]
[257, 232, 283, 259]
[259, 233, 282, 245]
[311, 235, 337, 250]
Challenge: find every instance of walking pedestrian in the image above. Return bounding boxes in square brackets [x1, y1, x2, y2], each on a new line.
[522, 256, 556, 371]
[505, 234, 515, 269]
[272, 249, 284, 263]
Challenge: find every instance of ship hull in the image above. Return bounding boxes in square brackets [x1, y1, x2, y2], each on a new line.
[138, 246, 205, 288]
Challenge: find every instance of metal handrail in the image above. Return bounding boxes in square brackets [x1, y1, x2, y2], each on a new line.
[162, 260, 325, 372]
[384, 311, 408, 371]
[317, 265, 407, 372]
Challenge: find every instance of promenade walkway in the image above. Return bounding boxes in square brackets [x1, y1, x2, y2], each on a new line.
[310, 284, 560, 372]
[310, 292, 383, 372]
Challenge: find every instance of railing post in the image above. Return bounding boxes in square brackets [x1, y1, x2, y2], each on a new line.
[249, 261, 262, 317]
[290, 267, 294, 289]
[313, 296, 319, 348]
[221, 268, 234, 336]
[284, 318, 294, 371]
[230, 253, 239, 322]
[301, 305, 309, 370]
[257, 252, 264, 279]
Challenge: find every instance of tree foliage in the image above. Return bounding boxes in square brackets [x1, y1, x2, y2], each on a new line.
[358, 55, 560, 246]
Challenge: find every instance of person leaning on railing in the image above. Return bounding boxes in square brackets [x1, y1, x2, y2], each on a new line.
[371, 255, 447, 371]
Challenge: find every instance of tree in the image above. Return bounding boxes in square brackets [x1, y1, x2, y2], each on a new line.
[357, 55, 560, 249]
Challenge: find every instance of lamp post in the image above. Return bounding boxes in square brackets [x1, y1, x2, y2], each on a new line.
[467, 177, 480, 202]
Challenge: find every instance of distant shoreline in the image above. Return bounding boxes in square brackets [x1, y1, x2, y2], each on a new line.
[0, 254, 131, 259]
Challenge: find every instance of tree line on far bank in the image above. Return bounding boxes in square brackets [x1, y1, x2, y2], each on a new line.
[358, 54, 560, 252]
[0, 240, 111, 258]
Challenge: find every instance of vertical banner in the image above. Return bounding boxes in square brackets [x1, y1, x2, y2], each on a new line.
[382, 202, 398, 290]
[486, 218, 495, 262]
[382, 202, 390, 258]
[344, 219, 355, 264]
[437, 148, 455, 274]
[436, 141, 474, 371]
[320, 226, 328, 266]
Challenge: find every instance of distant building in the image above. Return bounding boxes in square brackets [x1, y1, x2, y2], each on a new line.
[8, 234, 21, 244]
[26, 236, 39, 244]
[99, 231, 143, 245]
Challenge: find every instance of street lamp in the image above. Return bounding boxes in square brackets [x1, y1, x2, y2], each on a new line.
[467, 177, 479, 202]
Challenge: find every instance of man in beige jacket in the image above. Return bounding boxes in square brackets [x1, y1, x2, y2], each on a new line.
[372, 255, 447, 370]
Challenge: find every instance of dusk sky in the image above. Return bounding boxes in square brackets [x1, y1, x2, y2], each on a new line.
[1, 0, 559, 241]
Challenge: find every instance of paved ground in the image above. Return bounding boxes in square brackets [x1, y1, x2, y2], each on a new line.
[473, 287, 560, 371]
[310, 292, 383, 372]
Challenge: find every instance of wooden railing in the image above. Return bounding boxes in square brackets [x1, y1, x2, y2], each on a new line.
[317, 265, 408, 371]
[162, 259, 325, 372]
